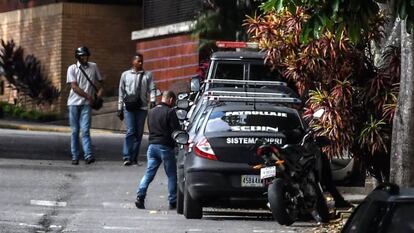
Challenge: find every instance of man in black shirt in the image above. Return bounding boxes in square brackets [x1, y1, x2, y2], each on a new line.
[135, 90, 180, 210]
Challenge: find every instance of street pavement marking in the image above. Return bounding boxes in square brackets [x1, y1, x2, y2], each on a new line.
[30, 200, 67, 207]
[18, 223, 43, 229]
[187, 229, 203, 232]
[103, 226, 142, 230]
[102, 202, 135, 208]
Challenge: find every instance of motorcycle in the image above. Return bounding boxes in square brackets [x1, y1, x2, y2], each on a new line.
[253, 109, 334, 226]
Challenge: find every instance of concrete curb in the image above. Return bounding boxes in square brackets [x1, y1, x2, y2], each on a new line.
[0, 121, 120, 134]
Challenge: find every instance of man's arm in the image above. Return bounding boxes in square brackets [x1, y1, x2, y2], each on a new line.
[71, 81, 93, 103]
[118, 73, 125, 111]
[169, 108, 181, 131]
[147, 72, 157, 104]
[94, 64, 104, 97]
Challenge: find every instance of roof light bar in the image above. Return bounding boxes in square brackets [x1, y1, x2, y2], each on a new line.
[205, 91, 289, 98]
[206, 79, 287, 87]
[204, 95, 302, 104]
[216, 41, 259, 49]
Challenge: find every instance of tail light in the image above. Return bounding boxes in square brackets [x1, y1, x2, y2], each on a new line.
[194, 138, 217, 160]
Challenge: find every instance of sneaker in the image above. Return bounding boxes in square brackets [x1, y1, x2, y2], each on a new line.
[168, 202, 176, 210]
[123, 159, 131, 166]
[71, 160, 79, 165]
[85, 157, 95, 165]
[135, 197, 145, 209]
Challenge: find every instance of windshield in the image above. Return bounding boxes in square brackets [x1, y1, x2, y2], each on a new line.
[205, 110, 302, 133]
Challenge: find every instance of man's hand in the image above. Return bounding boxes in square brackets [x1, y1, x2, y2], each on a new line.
[117, 110, 124, 121]
[150, 102, 156, 109]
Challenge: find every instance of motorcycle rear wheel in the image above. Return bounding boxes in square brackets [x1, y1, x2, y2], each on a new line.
[268, 178, 297, 226]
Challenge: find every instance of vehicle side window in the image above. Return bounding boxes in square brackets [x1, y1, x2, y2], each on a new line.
[383, 203, 414, 233]
[342, 201, 388, 233]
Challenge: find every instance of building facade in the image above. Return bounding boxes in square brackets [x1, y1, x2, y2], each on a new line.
[0, 1, 140, 114]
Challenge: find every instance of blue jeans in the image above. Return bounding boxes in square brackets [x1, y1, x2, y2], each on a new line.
[68, 105, 92, 160]
[137, 144, 177, 204]
[123, 109, 147, 161]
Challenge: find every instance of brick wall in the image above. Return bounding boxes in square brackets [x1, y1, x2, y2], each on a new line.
[0, 2, 141, 115]
[135, 34, 199, 94]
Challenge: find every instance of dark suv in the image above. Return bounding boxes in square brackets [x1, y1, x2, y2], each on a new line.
[341, 183, 414, 233]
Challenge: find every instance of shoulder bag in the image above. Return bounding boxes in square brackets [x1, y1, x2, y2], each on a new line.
[79, 66, 103, 110]
[123, 72, 144, 111]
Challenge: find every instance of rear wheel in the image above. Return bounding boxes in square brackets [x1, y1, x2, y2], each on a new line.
[268, 178, 297, 226]
[176, 186, 184, 214]
[183, 183, 202, 219]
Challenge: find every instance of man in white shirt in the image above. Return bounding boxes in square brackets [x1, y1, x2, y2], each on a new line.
[67, 46, 103, 165]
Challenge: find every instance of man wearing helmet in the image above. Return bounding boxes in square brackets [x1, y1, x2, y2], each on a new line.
[67, 46, 104, 165]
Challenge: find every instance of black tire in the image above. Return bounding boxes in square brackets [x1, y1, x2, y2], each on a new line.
[268, 178, 296, 226]
[176, 186, 184, 214]
[183, 183, 202, 219]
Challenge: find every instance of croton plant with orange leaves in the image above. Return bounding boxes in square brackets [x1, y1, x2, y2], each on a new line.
[244, 7, 400, 181]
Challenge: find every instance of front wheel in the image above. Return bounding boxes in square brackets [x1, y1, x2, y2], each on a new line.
[268, 178, 297, 226]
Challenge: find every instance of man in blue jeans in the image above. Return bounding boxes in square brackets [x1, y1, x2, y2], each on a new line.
[117, 53, 156, 166]
[67, 46, 103, 165]
[135, 90, 180, 210]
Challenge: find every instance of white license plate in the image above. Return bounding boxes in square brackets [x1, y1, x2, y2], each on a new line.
[241, 175, 263, 187]
[260, 166, 276, 179]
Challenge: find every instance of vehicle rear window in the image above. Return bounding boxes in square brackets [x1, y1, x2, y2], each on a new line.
[215, 62, 244, 80]
[249, 63, 281, 81]
[205, 110, 302, 133]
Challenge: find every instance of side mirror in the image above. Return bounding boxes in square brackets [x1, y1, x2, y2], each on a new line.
[176, 99, 190, 109]
[315, 136, 330, 147]
[190, 75, 201, 92]
[313, 109, 325, 120]
[172, 130, 189, 145]
[176, 109, 188, 120]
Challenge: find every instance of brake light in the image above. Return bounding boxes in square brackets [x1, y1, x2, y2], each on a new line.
[216, 41, 259, 49]
[194, 138, 217, 160]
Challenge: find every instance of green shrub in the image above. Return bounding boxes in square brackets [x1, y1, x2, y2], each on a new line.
[0, 101, 58, 122]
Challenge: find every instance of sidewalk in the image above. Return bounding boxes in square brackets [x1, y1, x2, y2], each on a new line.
[0, 118, 119, 134]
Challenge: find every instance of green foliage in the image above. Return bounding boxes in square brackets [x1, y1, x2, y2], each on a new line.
[245, 7, 400, 164]
[259, 0, 391, 43]
[0, 40, 60, 105]
[0, 101, 58, 122]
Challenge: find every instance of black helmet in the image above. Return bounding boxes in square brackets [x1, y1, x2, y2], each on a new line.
[75, 46, 90, 59]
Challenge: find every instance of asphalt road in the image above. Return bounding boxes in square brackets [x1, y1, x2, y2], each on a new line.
[0, 129, 148, 161]
[0, 159, 319, 233]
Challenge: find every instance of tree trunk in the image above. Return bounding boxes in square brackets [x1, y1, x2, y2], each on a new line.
[390, 20, 414, 187]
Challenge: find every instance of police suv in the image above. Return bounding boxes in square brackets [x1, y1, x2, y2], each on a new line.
[175, 86, 304, 219]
